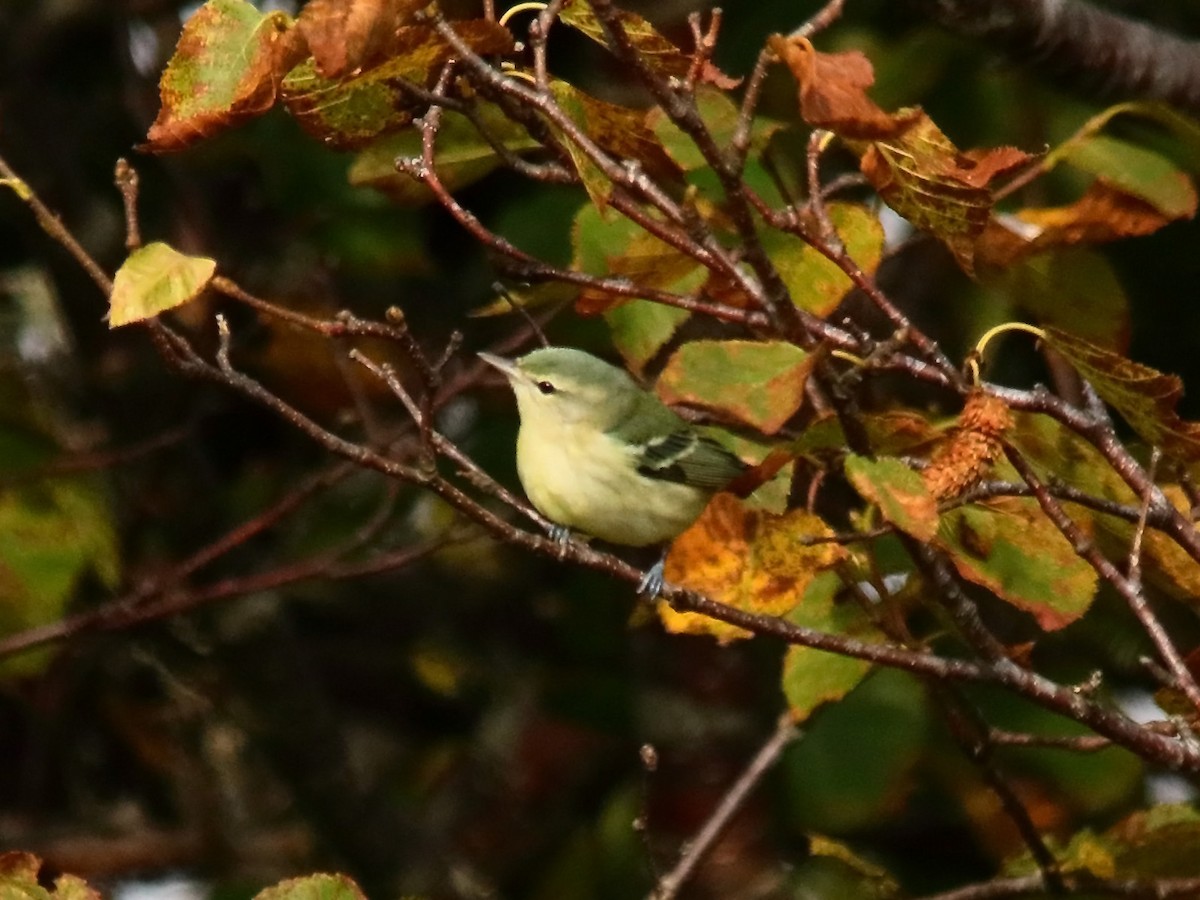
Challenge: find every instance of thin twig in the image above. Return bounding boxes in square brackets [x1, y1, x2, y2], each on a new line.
[648, 714, 799, 900]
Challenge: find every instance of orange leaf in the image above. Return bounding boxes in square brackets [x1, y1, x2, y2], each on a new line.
[659, 494, 846, 643]
[978, 180, 1195, 268]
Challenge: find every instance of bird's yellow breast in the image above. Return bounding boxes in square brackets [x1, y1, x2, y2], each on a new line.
[515, 418, 710, 546]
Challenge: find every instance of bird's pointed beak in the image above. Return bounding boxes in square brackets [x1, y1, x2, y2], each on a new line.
[478, 351, 520, 379]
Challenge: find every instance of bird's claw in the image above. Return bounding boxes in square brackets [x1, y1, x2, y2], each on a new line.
[637, 558, 668, 598]
[548, 524, 571, 559]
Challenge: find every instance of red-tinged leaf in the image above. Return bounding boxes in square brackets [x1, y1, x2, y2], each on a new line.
[1043, 326, 1200, 460]
[281, 20, 513, 149]
[659, 494, 847, 643]
[570, 203, 703, 317]
[978, 180, 1193, 269]
[297, 0, 425, 78]
[0, 854, 100, 900]
[558, 0, 737, 88]
[578, 228, 702, 315]
[657, 339, 812, 435]
[142, 0, 305, 153]
[349, 104, 539, 204]
[844, 454, 938, 541]
[761, 202, 884, 316]
[861, 117, 1034, 274]
[253, 874, 367, 900]
[108, 242, 216, 328]
[782, 572, 882, 723]
[936, 498, 1097, 630]
[769, 35, 921, 139]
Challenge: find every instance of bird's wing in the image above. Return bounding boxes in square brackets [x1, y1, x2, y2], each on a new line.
[609, 390, 746, 489]
[634, 430, 748, 489]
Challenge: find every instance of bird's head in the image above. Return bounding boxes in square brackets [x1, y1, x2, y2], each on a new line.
[478, 347, 639, 431]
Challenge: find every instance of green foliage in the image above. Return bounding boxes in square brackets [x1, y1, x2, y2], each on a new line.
[5, 0, 1200, 897]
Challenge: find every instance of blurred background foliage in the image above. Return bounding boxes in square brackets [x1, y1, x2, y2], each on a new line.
[2, 1, 1200, 897]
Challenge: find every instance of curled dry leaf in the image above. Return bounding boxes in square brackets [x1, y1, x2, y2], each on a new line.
[978, 180, 1197, 269]
[297, 0, 426, 78]
[768, 35, 918, 139]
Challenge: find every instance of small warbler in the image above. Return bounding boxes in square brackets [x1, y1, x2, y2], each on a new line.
[478, 347, 746, 549]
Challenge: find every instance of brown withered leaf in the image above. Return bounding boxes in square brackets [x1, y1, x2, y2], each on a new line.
[1044, 327, 1200, 460]
[768, 35, 919, 139]
[977, 180, 1195, 269]
[659, 494, 846, 643]
[297, 0, 426, 78]
[143, 0, 306, 153]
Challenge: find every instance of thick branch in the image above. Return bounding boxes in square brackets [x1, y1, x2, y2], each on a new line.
[912, 0, 1200, 115]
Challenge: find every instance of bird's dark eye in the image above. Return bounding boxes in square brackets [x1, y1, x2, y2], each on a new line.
[536, 380, 557, 395]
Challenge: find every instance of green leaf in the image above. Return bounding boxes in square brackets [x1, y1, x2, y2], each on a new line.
[858, 117, 1031, 275]
[1043, 326, 1200, 459]
[657, 339, 812, 435]
[936, 498, 1097, 630]
[1043, 101, 1200, 205]
[1112, 804, 1200, 877]
[761, 202, 884, 316]
[0, 477, 119, 676]
[779, 668, 928, 833]
[349, 105, 540, 204]
[1056, 134, 1197, 221]
[782, 572, 880, 723]
[108, 242, 216, 328]
[996, 248, 1130, 350]
[648, 86, 783, 171]
[0, 853, 46, 900]
[142, 0, 302, 152]
[605, 300, 691, 376]
[253, 874, 367, 900]
[844, 454, 938, 541]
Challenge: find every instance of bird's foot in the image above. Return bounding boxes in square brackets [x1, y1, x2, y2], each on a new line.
[637, 557, 668, 598]
[548, 523, 572, 558]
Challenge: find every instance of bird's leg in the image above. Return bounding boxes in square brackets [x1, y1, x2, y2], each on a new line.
[636, 551, 669, 598]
